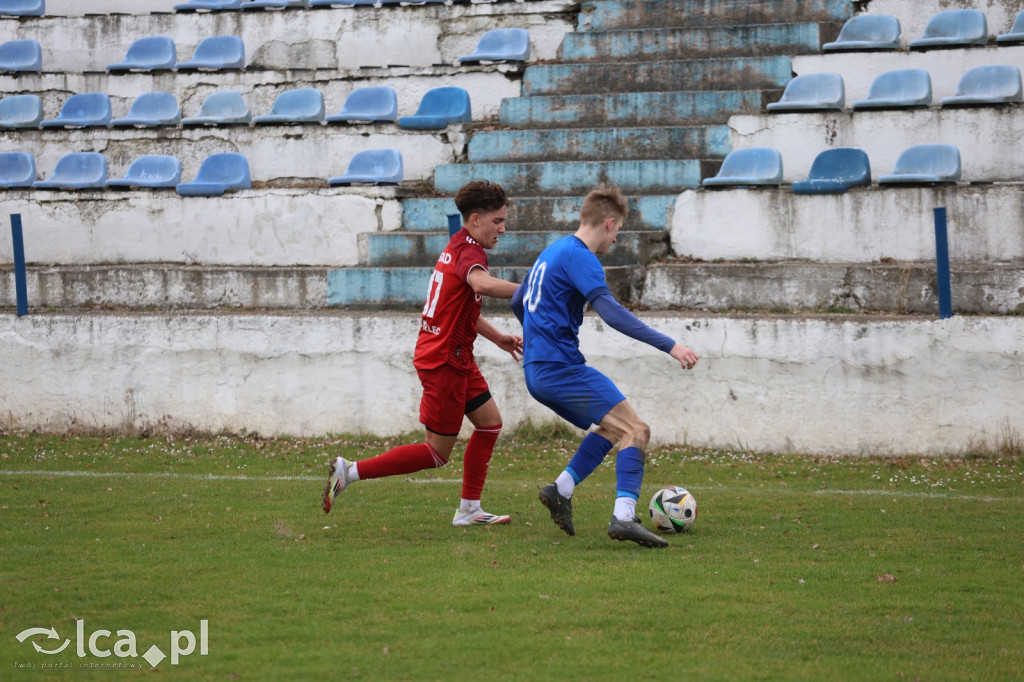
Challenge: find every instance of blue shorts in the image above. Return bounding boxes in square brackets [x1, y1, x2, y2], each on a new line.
[524, 362, 625, 430]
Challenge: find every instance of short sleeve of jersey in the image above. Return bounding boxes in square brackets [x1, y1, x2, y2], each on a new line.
[566, 243, 610, 303]
[451, 235, 488, 284]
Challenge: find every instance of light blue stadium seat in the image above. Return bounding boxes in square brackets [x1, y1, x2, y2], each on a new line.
[39, 93, 112, 128]
[878, 144, 961, 184]
[458, 28, 530, 64]
[110, 91, 181, 127]
[792, 148, 871, 195]
[253, 88, 325, 124]
[33, 152, 107, 190]
[0, 0, 44, 17]
[106, 155, 182, 189]
[174, 0, 243, 11]
[997, 10, 1024, 44]
[398, 87, 471, 130]
[176, 153, 252, 197]
[0, 152, 36, 188]
[0, 94, 43, 128]
[822, 15, 901, 51]
[941, 65, 1023, 106]
[325, 86, 398, 123]
[0, 40, 42, 73]
[107, 37, 176, 72]
[242, 0, 308, 8]
[766, 73, 845, 112]
[310, 0, 402, 5]
[909, 9, 989, 50]
[328, 148, 403, 186]
[702, 148, 783, 188]
[181, 91, 252, 126]
[852, 69, 932, 109]
[175, 36, 245, 71]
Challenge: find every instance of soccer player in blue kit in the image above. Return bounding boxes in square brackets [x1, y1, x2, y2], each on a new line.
[510, 185, 699, 548]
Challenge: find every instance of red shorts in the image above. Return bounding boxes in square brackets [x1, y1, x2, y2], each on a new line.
[417, 363, 491, 436]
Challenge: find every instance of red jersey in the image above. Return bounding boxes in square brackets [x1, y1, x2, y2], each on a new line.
[413, 228, 487, 374]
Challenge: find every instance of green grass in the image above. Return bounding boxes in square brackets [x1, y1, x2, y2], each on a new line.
[1, 431, 1023, 680]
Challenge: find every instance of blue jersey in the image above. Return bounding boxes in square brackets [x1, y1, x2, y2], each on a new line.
[520, 235, 610, 366]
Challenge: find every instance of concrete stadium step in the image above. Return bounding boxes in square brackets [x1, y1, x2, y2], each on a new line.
[500, 90, 767, 129]
[401, 195, 678, 233]
[579, 0, 850, 31]
[523, 56, 793, 96]
[559, 23, 823, 63]
[361, 230, 669, 268]
[467, 126, 731, 163]
[433, 159, 705, 195]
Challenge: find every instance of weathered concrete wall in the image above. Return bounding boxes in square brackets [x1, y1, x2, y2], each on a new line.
[1, 311, 1021, 457]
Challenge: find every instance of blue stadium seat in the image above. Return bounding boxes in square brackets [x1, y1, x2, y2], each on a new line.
[0, 40, 42, 73]
[398, 87, 471, 130]
[176, 153, 252, 197]
[33, 152, 108, 190]
[175, 36, 245, 71]
[458, 28, 531, 64]
[106, 155, 182, 189]
[181, 91, 252, 126]
[107, 37, 176, 72]
[328, 148, 403, 186]
[0, 0, 44, 17]
[702, 148, 783, 188]
[766, 73, 845, 112]
[110, 91, 181, 127]
[997, 10, 1024, 44]
[39, 93, 112, 128]
[941, 65, 1023, 106]
[325, 86, 398, 123]
[310, 0, 374, 5]
[0, 152, 36, 188]
[792, 148, 871, 195]
[852, 69, 932, 109]
[174, 0, 242, 11]
[0, 94, 43, 128]
[822, 15, 901, 51]
[909, 10, 988, 50]
[878, 144, 961, 184]
[242, 0, 308, 8]
[252, 88, 325, 124]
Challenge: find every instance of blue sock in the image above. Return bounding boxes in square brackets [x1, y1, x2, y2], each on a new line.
[615, 446, 645, 500]
[565, 432, 613, 485]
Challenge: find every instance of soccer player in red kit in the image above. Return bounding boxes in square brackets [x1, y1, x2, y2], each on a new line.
[322, 180, 523, 526]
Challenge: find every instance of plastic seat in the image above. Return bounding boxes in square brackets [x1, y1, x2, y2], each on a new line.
[106, 155, 182, 189]
[766, 73, 845, 112]
[909, 10, 988, 50]
[176, 153, 252, 197]
[941, 65, 1023, 106]
[174, 0, 242, 10]
[39, 93, 112, 128]
[310, 0, 399, 5]
[852, 69, 932, 109]
[0, 0, 44, 17]
[458, 28, 530, 64]
[398, 87, 471, 130]
[107, 37, 176, 72]
[181, 91, 252, 126]
[328, 149, 403, 186]
[0, 40, 42, 73]
[0, 152, 36, 188]
[252, 88, 325, 124]
[0, 94, 44, 128]
[792, 148, 871, 195]
[823, 15, 901, 51]
[242, 0, 308, 8]
[325, 86, 398, 123]
[702, 148, 783, 187]
[175, 36, 245, 71]
[33, 152, 107, 190]
[110, 91, 180, 128]
[878, 144, 961, 184]
[997, 10, 1024, 44]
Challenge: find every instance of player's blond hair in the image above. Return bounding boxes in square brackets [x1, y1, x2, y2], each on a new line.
[580, 184, 628, 227]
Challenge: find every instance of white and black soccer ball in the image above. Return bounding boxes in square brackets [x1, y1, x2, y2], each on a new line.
[649, 485, 697, 533]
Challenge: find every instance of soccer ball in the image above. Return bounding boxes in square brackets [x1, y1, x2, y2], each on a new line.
[649, 486, 697, 533]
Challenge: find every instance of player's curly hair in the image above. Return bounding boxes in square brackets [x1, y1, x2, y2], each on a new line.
[455, 179, 509, 219]
[580, 184, 628, 226]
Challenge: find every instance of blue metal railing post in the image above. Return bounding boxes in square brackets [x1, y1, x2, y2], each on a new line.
[10, 213, 28, 317]
[933, 207, 953, 319]
[447, 213, 461, 237]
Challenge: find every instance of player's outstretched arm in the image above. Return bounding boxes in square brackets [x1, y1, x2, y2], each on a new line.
[590, 293, 697, 369]
[477, 317, 523, 362]
[468, 268, 519, 299]
[669, 343, 699, 371]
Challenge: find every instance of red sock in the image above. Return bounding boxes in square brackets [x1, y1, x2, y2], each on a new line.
[356, 443, 447, 480]
[461, 424, 501, 501]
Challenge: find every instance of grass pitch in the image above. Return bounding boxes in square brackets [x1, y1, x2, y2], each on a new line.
[1, 430, 1023, 680]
